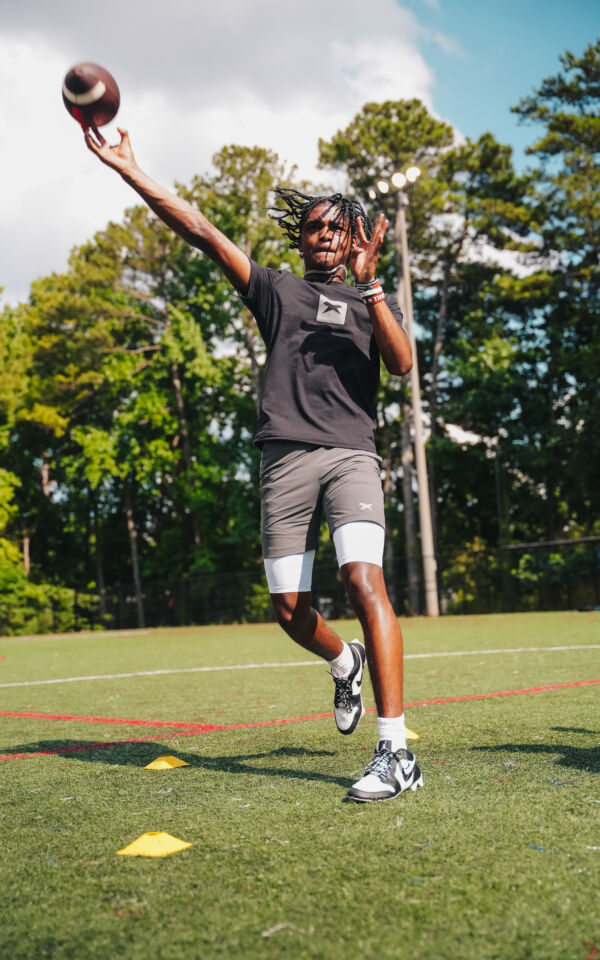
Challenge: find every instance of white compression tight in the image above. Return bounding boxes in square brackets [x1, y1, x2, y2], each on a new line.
[263, 521, 384, 594]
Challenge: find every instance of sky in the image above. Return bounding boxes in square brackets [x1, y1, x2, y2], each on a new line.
[0, 0, 597, 306]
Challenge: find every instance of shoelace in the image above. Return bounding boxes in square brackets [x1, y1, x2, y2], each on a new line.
[332, 674, 353, 709]
[365, 747, 395, 778]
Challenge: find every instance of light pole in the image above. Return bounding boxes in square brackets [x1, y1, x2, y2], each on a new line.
[369, 169, 440, 616]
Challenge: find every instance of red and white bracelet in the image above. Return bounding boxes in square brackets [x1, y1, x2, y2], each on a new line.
[356, 277, 385, 306]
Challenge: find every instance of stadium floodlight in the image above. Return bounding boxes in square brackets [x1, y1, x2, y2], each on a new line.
[405, 166, 421, 183]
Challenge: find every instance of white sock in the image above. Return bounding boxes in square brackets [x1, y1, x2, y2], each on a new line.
[329, 641, 355, 678]
[377, 714, 407, 752]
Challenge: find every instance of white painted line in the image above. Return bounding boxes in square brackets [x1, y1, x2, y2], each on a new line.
[0, 644, 598, 689]
[406, 644, 600, 659]
[0, 661, 319, 688]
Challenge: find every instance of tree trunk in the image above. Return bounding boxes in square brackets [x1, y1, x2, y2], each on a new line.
[381, 427, 397, 610]
[429, 262, 450, 430]
[401, 403, 420, 615]
[171, 361, 201, 547]
[91, 500, 107, 622]
[22, 535, 31, 576]
[95, 544, 107, 622]
[123, 481, 145, 629]
[493, 442, 507, 613]
[427, 261, 450, 560]
[41, 452, 51, 498]
[545, 364, 557, 541]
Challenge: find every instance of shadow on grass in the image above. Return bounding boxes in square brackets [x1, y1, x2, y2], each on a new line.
[2, 739, 352, 786]
[551, 726, 598, 735]
[472, 736, 600, 775]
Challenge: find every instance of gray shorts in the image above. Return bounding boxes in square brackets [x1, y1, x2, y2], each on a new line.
[260, 441, 385, 558]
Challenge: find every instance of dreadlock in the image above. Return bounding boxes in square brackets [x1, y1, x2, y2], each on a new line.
[268, 187, 373, 250]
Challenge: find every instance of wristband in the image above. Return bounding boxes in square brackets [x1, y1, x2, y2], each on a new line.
[360, 285, 383, 300]
[355, 277, 380, 294]
[363, 290, 386, 306]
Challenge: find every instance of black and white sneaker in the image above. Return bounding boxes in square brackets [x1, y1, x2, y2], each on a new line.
[332, 640, 366, 735]
[347, 740, 423, 802]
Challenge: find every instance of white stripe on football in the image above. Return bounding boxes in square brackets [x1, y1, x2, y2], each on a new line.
[62, 79, 106, 105]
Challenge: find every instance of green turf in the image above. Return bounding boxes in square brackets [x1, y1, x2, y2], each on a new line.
[1, 612, 599, 959]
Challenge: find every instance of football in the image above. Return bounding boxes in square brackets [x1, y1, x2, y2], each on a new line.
[62, 62, 120, 128]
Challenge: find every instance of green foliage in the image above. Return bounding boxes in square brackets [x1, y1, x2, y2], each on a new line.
[0, 144, 315, 616]
[318, 99, 454, 192]
[0, 468, 19, 533]
[510, 38, 600, 538]
[0, 561, 83, 635]
[319, 100, 536, 568]
[442, 537, 500, 615]
[0, 537, 21, 566]
[241, 581, 274, 623]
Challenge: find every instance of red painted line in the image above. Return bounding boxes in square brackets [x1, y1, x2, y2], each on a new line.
[0, 710, 208, 729]
[1, 677, 598, 763]
[2, 678, 599, 731]
[0, 709, 335, 730]
[404, 677, 600, 708]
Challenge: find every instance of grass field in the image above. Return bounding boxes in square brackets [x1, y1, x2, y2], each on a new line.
[1, 611, 599, 960]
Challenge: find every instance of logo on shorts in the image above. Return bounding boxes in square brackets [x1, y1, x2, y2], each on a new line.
[316, 294, 347, 325]
[359, 502, 373, 511]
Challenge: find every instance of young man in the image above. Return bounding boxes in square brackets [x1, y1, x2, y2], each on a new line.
[84, 126, 423, 802]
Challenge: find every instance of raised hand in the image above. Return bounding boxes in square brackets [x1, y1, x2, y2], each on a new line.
[348, 213, 390, 284]
[83, 126, 137, 177]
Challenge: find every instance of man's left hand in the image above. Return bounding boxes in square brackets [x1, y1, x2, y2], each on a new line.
[348, 213, 389, 283]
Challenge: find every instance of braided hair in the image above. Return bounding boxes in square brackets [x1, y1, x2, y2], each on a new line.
[269, 187, 373, 250]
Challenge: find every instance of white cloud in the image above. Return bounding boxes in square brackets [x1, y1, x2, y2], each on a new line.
[331, 37, 434, 108]
[0, 0, 460, 305]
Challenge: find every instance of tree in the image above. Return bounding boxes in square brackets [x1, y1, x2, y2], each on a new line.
[319, 101, 533, 608]
[4, 144, 316, 625]
[320, 100, 453, 610]
[512, 38, 600, 538]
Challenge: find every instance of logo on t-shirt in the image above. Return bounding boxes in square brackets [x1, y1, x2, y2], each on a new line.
[316, 294, 347, 326]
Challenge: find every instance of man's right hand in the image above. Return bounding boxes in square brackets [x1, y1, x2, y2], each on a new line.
[80, 125, 251, 295]
[84, 126, 136, 178]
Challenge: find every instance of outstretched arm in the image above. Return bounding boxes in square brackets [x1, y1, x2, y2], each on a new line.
[84, 127, 251, 295]
[349, 214, 412, 376]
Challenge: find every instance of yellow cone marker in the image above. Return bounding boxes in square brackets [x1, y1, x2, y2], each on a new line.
[116, 831, 192, 857]
[144, 755, 189, 770]
[406, 728, 419, 741]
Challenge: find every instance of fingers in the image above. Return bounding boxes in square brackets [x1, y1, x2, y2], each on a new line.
[83, 126, 102, 154]
[349, 211, 391, 283]
[378, 213, 390, 237]
[356, 216, 369, 246]
[91, 124, 106, 146]
[363, 214, 389, 256]
[357, 213, 389, 250]
[371, 213, 389, 243]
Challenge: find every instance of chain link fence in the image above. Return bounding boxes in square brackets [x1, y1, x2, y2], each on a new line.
[59, 537, 600, 632]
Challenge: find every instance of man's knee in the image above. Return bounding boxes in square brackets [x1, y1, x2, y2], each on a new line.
[271, 592, 313, 635]
[341, 562, 386, 614]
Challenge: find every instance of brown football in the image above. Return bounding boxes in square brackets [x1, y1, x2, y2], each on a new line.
[62, 62, 120, 128]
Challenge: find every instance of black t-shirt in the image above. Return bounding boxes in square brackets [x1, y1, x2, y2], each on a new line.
[241, 261, 404, 454]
